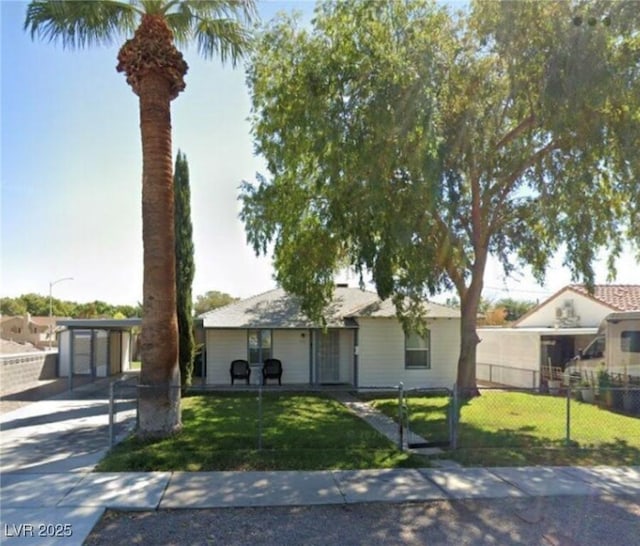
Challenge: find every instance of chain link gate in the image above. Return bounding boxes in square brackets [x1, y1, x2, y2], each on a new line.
[399, 384, 454, 450]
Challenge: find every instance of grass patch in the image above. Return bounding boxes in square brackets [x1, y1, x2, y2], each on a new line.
[368, 391, 640, 466]
[97, 392, 427, 471]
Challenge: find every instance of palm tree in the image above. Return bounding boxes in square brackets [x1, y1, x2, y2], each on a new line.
[25, 0, 256, 438]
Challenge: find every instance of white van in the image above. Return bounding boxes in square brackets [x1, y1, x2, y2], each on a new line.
[569, 311, 640, 378]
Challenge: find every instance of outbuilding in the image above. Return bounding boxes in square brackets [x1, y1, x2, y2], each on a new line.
[57, 318, 140, 384]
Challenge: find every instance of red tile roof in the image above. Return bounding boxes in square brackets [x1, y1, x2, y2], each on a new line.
[568, 284, 640, 312]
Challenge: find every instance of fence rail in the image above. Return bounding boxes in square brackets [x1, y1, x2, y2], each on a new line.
[107, 381, 640, 453]
[476, 362, 539, 388]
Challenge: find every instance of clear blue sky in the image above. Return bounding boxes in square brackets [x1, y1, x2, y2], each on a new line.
[1, 0, 637, 307]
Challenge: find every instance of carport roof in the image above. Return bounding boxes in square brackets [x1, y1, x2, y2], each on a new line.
[477, 327, 598, 336]
[57, 318, 141, 329]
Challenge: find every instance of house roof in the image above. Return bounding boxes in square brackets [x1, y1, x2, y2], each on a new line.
[568, 284, 640, 312]
[514, 284, 640, 326]
[200, 287, 460, 329]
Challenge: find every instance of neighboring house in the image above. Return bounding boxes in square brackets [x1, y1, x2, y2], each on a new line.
[476, 284, 640, 387]
[200, 286, 461, 389]
[0, 314, 66, 349]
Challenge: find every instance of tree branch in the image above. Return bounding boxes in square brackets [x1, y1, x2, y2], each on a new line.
[487, 139, 560, 235]
[494, 113, 537, 151]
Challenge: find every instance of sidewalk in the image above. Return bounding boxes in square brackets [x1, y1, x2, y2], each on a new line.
[1, 382, 639, 545]
[2, 466, 639, 545]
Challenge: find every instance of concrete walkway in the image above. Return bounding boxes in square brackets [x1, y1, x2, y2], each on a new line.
[1, 382, 639, 545]
[330, 390, 449, 459]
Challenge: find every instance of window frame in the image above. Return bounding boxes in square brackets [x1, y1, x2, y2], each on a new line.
[405, 329, 431, 369]
[621, 331, 640, 353]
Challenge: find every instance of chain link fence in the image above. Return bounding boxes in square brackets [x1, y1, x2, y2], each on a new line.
[398, 383, 639, 454]
[453, 385, 639, 451]
[107, 380, 639, 463]
[108, 378, 141, 446]
[108, 383, 406, 450]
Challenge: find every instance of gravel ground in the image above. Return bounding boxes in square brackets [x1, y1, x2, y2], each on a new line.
[85, 495, 640, 546]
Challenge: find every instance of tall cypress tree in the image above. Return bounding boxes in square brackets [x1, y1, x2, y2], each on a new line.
[174, 150, 195, 389]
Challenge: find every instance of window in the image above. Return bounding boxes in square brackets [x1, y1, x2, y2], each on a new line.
[583, 335, 605, 359]
[405, 330, 430, 369]
[248, 329, 272, 364]
[621, 331, 640, 353]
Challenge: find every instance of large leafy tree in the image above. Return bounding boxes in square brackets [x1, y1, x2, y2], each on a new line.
[193, 290, 238, 316]
[25, 0, 256, 436]
[240, 0, 640, 392]
[173, 150, 195, 389]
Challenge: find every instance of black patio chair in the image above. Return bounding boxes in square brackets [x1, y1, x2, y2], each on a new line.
[262, 358, 283, 386]
[230, 359, 251, 385]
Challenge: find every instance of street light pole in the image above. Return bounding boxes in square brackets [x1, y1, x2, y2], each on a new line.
[49, 277, 73, 350]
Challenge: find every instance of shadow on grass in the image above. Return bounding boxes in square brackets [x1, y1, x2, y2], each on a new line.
[446, 438, 640, 467]
[452, 393, 640, 465]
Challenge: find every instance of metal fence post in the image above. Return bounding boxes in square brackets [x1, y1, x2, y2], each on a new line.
[108, 380, 115, 447]
[451, 384, 458, 450]
[565, 380, 571, 445]
[398, 382, 404, 451]
[257, 384, 263, 451]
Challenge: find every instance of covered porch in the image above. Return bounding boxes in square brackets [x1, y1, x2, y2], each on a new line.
[203, 327, 357, 387]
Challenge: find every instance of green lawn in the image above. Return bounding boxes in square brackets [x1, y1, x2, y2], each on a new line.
[369, 391, 640, 467]
[97, 392, 427, 471]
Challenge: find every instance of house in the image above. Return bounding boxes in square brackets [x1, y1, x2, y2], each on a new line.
[476, 284, 640, 387]
[0, 314, 66, 349]
[200, 286, 460, 389]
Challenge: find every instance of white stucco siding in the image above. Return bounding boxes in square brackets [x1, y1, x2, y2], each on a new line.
[58, 330, 71, 376]
[121, 332, 132, 371]
[356, 318, 459, 389]
[272, 330, 310, 383]
[205, 329, 247, 385]
[94, 331, 109, 377]
[476, 329, 541, 387]
[518, 292, 612, 328]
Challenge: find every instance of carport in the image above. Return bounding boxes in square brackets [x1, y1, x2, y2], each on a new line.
[476, 326, 599, 388]
[57, 318, 141, 389]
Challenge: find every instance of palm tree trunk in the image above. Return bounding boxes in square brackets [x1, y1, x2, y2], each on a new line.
[117, 14, 188, 438]
[137, 69, 181, 437]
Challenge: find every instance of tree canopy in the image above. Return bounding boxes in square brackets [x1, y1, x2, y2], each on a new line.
[193, 290, 238, 316]
[0, 294, 141, 318]
[240, 0, 640, 391]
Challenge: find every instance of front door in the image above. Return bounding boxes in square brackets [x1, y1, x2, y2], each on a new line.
[316, 330, 340, 383]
